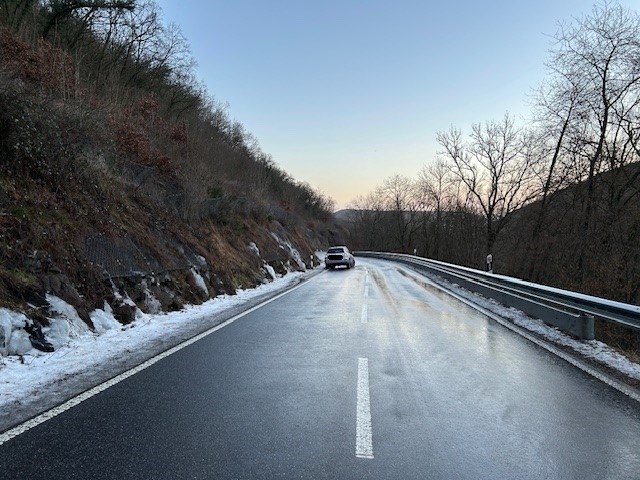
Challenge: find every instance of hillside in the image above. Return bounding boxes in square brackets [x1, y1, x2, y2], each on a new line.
[495, 162, 640, 304]
[0, 5, 345, 350]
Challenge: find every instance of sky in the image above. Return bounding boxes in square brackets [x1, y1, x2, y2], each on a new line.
[155, 0, 640, 209]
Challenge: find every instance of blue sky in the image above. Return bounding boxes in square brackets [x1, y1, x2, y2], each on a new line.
[156, 0, 640, 209]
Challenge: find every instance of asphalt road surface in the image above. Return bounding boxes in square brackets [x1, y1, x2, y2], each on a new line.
[2, 258, 640, 479]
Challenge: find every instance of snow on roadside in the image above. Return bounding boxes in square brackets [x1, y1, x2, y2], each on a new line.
[0, 270, 311, 415]
[46, 295, 91, 350]
[90, 303, 121, 333]
[0, 310, 32, 356]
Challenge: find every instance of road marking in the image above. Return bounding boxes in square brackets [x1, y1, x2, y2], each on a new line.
[361, 304, 368, 324]
[356, 357, 374, 459]
[0, 281, 309, 447]
[364, 285, 370, 298]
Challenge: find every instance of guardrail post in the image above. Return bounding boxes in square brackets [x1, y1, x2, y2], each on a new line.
[580, 313, 595, 341]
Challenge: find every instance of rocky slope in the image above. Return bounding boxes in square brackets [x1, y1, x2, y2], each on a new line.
[0, 25, 345, 355]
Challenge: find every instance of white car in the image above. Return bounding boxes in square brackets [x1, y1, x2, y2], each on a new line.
[324, 246, 356, 269]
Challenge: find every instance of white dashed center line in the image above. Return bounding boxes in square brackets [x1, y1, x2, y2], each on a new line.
[356, 357, 374, 459]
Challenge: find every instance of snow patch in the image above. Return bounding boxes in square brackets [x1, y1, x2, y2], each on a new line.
[90, 303, 121, 334]
[8, 329, 32, 356]
[264, 264, 278, 281]
[45, 295, 91, 350]
[0, 309, 31, 357]
[141, 280, 162, 314]
[248, 242, 260, 256]
[191, 268, 209, 296]
[271, 232, 306, 270]
[110, 280, 136, 307]
[0, 316, 10, 356]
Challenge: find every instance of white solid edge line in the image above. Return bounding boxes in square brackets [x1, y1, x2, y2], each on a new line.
[0, 280, 309, 446]
[398, 266, 640, 404]
[356, 357, 374, 459]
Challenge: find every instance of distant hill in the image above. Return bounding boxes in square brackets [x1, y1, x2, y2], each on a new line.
[333, 209, 359, 222]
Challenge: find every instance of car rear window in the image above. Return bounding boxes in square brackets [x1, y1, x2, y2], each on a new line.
[327, 247, 345, 253]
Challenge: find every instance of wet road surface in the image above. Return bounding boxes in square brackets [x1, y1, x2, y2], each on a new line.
[1, 258, 639, 479]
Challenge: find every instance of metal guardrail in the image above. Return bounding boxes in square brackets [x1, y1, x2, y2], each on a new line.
[355, 251, 640, 340]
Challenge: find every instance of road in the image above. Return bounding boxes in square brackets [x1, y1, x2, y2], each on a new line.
[1, 258, 640, 479]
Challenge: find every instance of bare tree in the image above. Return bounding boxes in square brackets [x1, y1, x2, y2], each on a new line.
[531, 72, 585, 235]
[417, 159, 455, 259]
[550, 1, 640, 229]
[437, 113, 540, 254]
[42, 0, 135, 38]
[375, 174, 422, 253]
[348, 191, 387, 251]
[0, 0, 39, 31]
